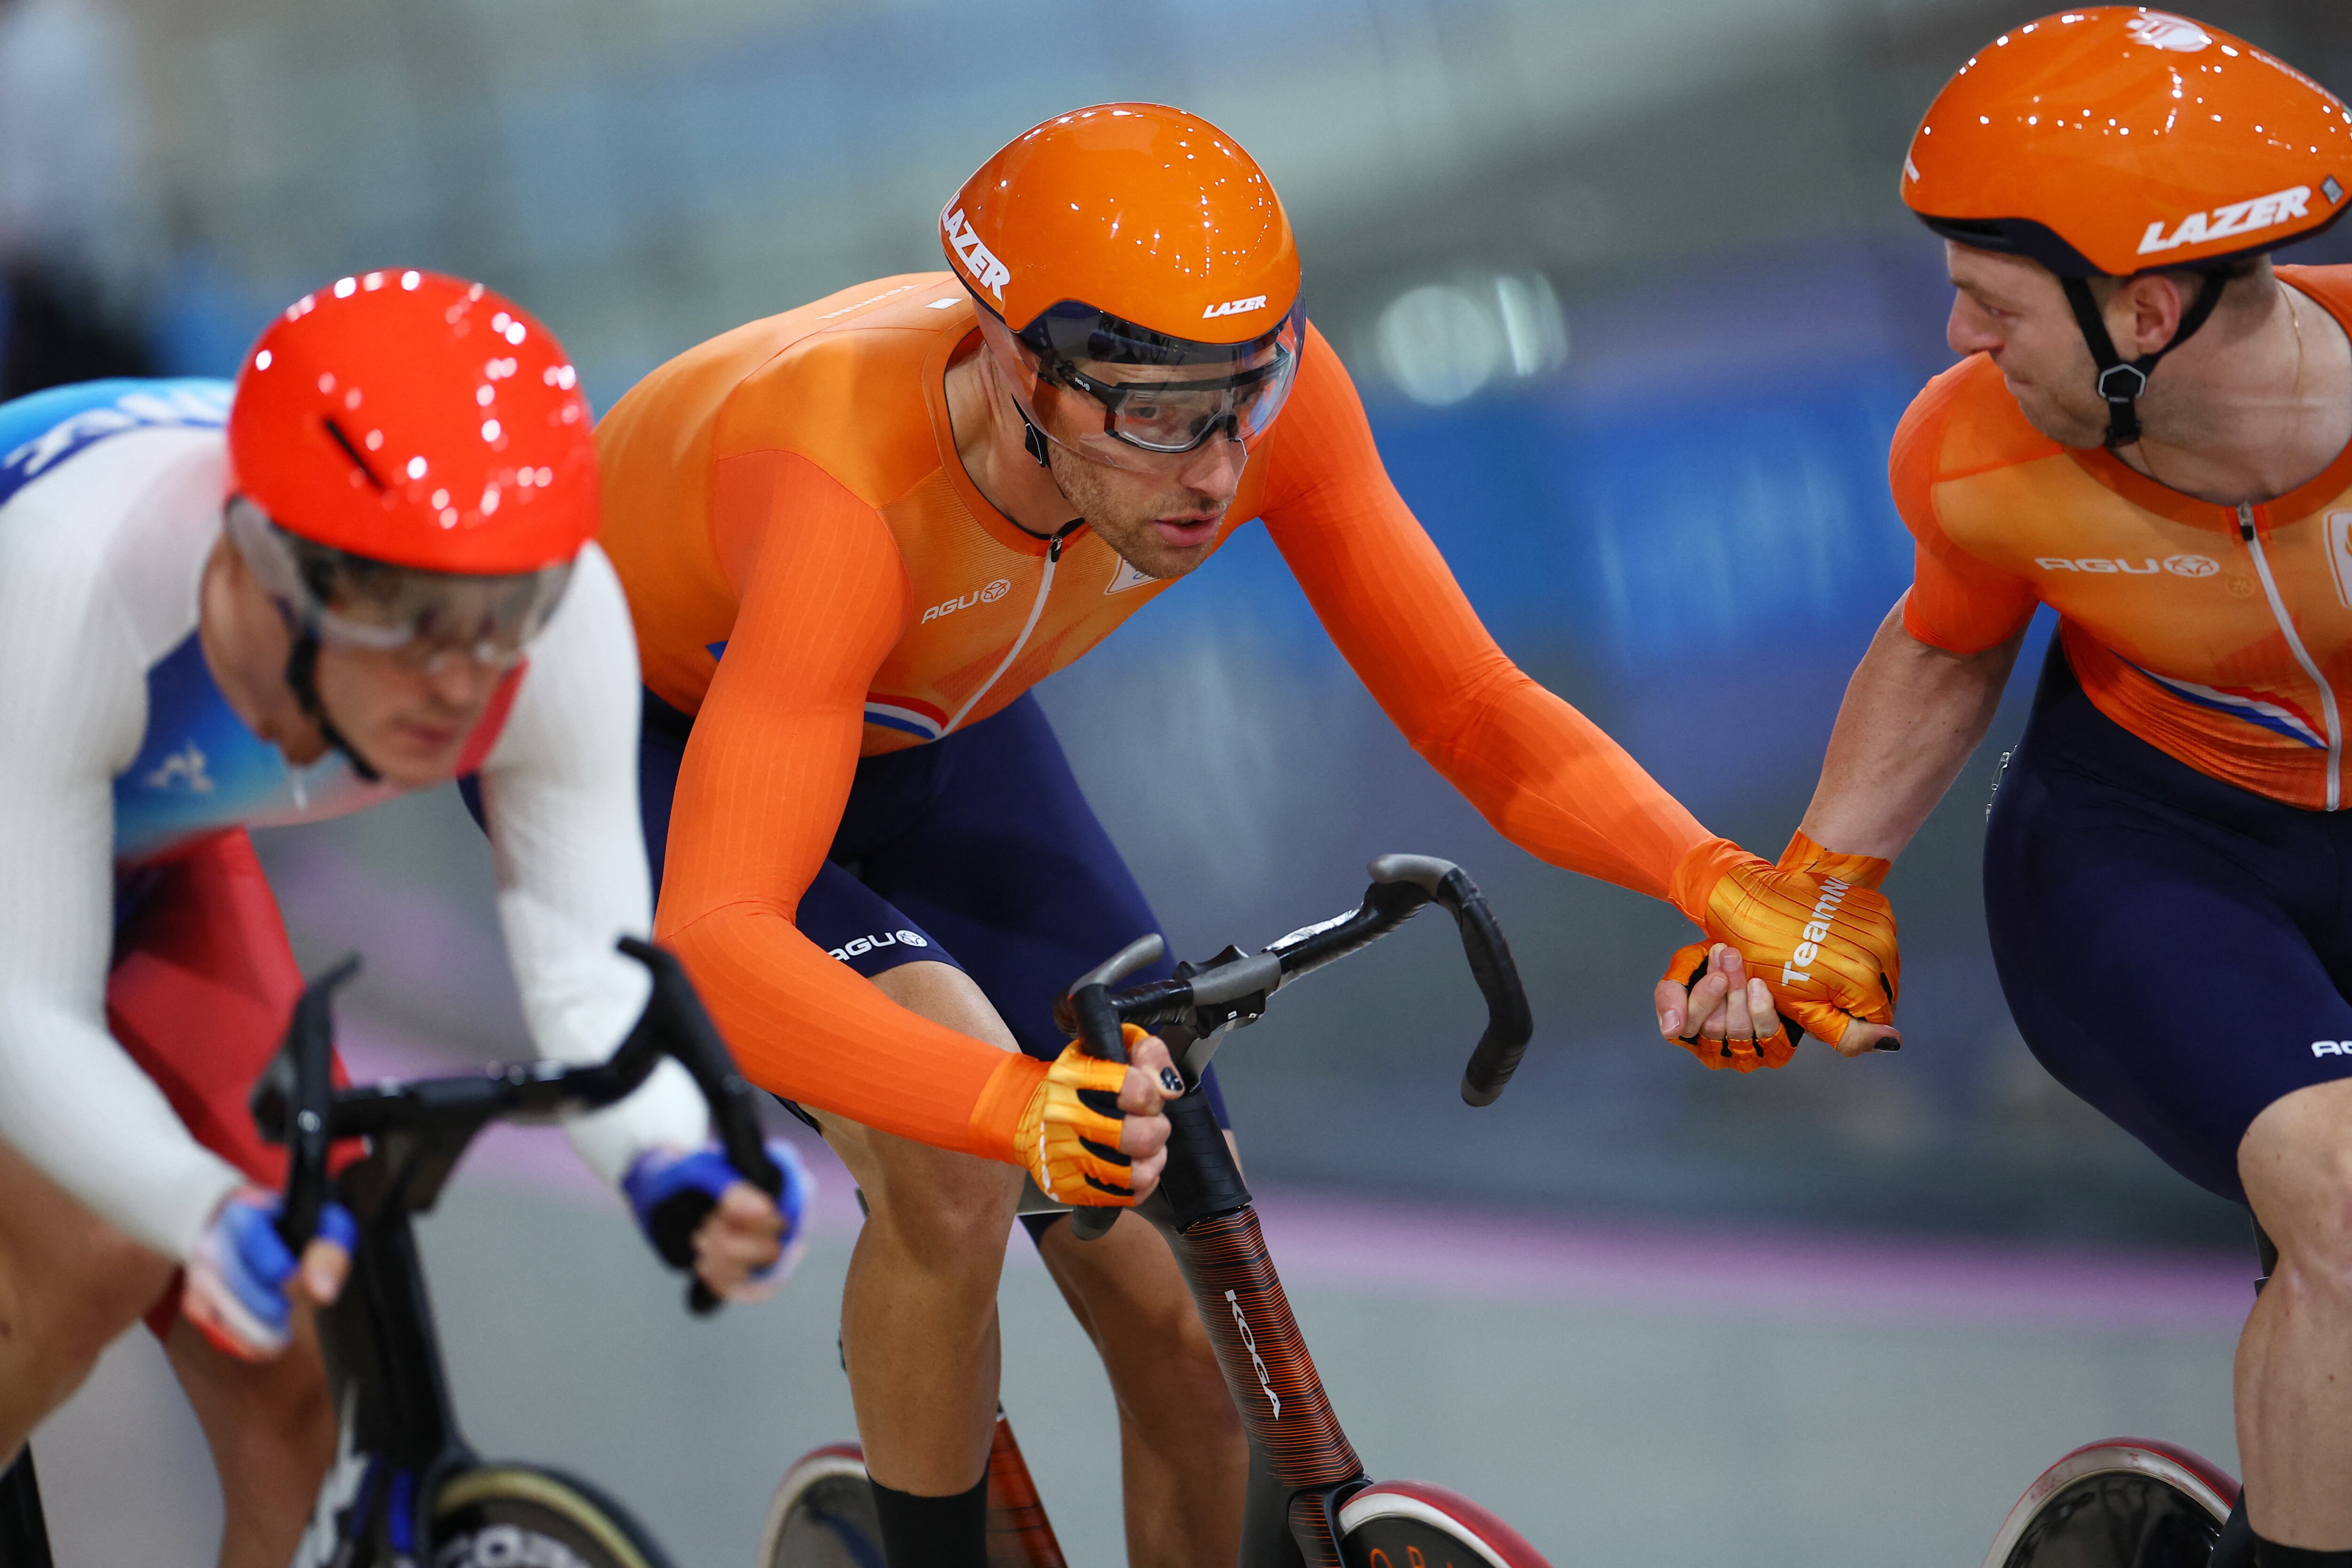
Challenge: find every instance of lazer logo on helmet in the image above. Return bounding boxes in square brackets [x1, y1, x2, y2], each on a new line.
[2138, 186, 2312, 257]
[1203, 295, 1267, 320]
[941, 208, 1010, 301]
[2035, 555, 2219, 577]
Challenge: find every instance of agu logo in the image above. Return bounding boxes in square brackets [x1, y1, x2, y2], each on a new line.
[827, 930, 930, 962]
[2033, 555, 2217, 577]
[922, 578, 1013, 624]
[2316, 1040, 2351, 1057]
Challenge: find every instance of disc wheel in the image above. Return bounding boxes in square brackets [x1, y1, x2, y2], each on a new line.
[1982, 1439, 2238, 1568]
[760, 1444, 884, 1568]
[1337, 1480, 1552, 1568]
[431, 1464, 676, 1568]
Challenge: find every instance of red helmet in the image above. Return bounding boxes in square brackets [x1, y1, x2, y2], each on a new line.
[941, 103, 1305, 471]
[228, 269, 596, 576]
[1901, 8, 2352, 446]
[224, 271, 594, 684]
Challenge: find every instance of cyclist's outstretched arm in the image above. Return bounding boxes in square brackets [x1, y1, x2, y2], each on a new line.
[1257, 332, 1902, 1050]
[0, 495, 244, 1259]
[472, 542, 711, 1178]
[1255, 334, 1712, 904]
[1796, 596, 2024, 860]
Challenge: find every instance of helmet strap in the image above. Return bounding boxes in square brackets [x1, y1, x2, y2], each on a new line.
[1019, 408, 1052, 468]
[2060, 271, 2228, 448]
[283, 625, 384, 784]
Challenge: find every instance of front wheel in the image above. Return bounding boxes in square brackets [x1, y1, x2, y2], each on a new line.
[1981, 1439, 2237, 1568]
[760, 1444, 883, 1568]
[431, 1464, 677, 1568]
[1337, 1480, 1551, 1568]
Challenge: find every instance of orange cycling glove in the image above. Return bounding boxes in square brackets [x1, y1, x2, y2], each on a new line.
[1661, 830, 1899, 1071]
[1014, 1025, 1154, 1207]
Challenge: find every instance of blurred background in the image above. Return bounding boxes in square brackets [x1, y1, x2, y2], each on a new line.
[24, 0, 2352, 1563]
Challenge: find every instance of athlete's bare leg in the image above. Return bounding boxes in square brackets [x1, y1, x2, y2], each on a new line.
[0, 1137, 175, 1464]
[1034, 1211, 1247, 1567]
[821, 962, 1027, 1497]
[163, 1309, 336, 1568]
[836, 960, 1244, 1564]
[2237, 1075, 2352, 1549]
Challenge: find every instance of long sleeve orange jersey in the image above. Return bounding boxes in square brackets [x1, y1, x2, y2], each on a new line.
[596, 272, 1716, 1159]
[1896, 264, 2352, 811]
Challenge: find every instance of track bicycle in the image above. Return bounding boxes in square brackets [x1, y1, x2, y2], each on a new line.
[761, 853, 1552, 1568]
[1979, 1226, 2272, 1568]
[0, 937, 786, 1568]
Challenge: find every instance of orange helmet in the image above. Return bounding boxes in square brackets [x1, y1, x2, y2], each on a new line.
[941, 103, 1305, 470]
[1901, 8, 2352, 445]
[223, 271, 596, 775]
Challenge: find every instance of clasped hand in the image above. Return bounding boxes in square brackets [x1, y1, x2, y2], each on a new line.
[1655, 834, 1905, 1072]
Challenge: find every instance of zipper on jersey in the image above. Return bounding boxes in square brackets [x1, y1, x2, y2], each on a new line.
[2239, 501, 2343, 810]
[941, 520, 1082, 735]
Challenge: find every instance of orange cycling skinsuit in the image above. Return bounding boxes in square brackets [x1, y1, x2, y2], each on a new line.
[597, 105, 1903, 1195]
[1886, 9, 2352, 1206]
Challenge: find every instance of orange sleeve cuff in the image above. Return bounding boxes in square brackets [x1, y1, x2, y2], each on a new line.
[1778, 828, 1891, 891]
[968, 1051, 1049, 1162]
[1667, 836, 1756, 927]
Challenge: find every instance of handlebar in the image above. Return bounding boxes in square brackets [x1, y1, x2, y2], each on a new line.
[251, 938, 783, 1316]
[1054, 854, 1534, 1239]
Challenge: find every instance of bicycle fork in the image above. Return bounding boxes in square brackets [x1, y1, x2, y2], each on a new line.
[1164, 1206, 1367, 1568]
[1136, 1092, 1368, 1568]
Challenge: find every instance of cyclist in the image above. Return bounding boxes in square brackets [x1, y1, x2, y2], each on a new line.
[1656, 9, 2352, 1561]
[0, 272, 803, 1568]
[596, 103, 1903, 1568]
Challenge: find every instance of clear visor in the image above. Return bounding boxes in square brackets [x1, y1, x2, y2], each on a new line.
[972, 297, 1304, 472]
[225, 497, 573, 670]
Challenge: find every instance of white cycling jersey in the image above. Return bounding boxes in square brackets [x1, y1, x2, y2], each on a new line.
[0, 378, 709, 1260]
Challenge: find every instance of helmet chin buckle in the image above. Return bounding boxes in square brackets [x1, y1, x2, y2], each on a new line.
[2060, 271, 2228, 450]
[1019, 410, 1052, 469]
[2095, 363, 2150, 402]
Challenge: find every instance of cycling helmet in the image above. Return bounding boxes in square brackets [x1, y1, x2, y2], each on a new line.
[941, 103, 1305, 471]
[1902, 8, 2352, 446]
[224, 271, 597, 775]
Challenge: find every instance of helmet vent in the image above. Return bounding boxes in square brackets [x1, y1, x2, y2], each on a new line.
[321, 417, 387, 492]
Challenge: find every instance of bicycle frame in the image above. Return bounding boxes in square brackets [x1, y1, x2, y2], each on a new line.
[257, 939, 780, 1564]
[1056, 854, 1536, 1568]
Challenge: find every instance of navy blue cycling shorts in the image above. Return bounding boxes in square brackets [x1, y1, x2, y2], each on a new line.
[1984, 643, 2352, 1205]
[637, 689, 1230, 1134]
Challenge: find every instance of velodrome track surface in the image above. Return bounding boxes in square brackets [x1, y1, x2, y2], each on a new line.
[38, 1019, 2246, 1568]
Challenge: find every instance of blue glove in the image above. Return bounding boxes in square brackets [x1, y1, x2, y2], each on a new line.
[623, 1138, 813, 1299]
[183, 1187, 358, 1360]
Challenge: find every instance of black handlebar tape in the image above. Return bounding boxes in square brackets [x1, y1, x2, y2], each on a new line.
[614, 938, 788, 1318]
[1439, 870, 1535, 1106]
[268, 955, 363, 1254]
[1069, 981, 1129, 1242]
